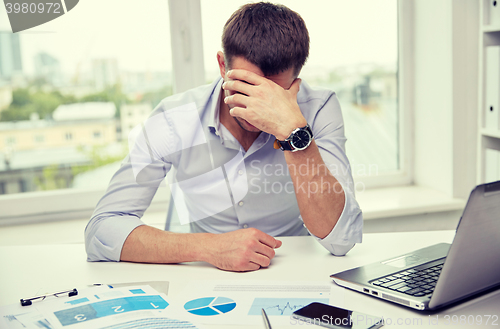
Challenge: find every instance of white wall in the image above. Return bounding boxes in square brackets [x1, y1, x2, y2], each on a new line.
[414, 0, 454, 195]
[413, 0, 478, 198]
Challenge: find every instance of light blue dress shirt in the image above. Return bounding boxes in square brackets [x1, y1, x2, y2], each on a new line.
[85, 77, 363, 262]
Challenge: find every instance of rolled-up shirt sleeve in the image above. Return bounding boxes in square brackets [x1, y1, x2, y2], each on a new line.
[85, 212, 144, 262]
[309, 183, 363, 255]
[301, 88, 363, 255]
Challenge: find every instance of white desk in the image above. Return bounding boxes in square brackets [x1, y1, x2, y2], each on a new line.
[1, 231, 499, 328]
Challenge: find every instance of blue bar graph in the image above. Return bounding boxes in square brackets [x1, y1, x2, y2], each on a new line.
[54, 295, 169, 326]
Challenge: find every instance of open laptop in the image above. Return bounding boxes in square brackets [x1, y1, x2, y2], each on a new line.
[330, 181, 500, 311]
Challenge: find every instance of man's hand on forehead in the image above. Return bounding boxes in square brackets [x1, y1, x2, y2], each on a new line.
[222, 69, 306, 140]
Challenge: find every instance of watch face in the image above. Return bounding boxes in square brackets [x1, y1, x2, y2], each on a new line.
[291, 129, 311, 150]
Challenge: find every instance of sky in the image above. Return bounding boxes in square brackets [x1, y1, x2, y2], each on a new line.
[0, 0, 397, 78]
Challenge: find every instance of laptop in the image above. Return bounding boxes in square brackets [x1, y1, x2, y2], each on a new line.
[330, 181, 500, 311]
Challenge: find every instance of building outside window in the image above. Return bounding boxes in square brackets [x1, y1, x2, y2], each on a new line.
[0, 0, 172, 195]
[34, 134, 45, 143]
[5, 136, 16, 146]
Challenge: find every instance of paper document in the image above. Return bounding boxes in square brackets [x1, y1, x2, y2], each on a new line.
[168, 280, 345, 326]
[0, 285, 205, 329]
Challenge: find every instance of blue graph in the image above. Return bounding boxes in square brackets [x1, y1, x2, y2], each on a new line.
[184, 297, 236, 316]
[248, 298, 329, 316]
[54, 295, 169, 326]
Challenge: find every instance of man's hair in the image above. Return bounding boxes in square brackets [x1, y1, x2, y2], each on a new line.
[222, 2, 309, 77]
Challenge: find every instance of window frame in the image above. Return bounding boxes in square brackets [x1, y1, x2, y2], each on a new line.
[352, 0, 413, 190]
[0, 0, 413, 224]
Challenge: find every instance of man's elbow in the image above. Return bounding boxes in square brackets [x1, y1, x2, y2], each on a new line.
[327, 242, 356, 256]
[84, 219, 119, 262]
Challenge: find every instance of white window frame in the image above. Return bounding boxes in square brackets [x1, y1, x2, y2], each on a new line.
[354, 0, 413, 189]
[0, 0, 414, 225]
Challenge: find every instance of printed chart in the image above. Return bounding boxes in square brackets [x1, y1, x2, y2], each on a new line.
[248, 298, 329, 316]
[54, 295, 169, 326]
[184, 297, 236, 316]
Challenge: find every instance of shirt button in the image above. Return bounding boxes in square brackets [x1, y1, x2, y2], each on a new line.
[238, 201, 244, 206]
[238, 170, 243, 175]
[243, 224, 249, 229]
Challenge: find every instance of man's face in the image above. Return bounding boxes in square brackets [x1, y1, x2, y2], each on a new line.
[222, 56, 297, 133]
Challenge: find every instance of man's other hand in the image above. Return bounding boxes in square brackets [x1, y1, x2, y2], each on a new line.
[204, 228, 282, 272]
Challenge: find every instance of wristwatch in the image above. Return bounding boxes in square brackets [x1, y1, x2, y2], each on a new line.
[274, 124, 313, 152]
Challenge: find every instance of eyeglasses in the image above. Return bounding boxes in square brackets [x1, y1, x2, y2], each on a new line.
[20, 288, 78, 306]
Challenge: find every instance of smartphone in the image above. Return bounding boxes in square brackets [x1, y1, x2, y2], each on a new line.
[291, 302, 384, 329]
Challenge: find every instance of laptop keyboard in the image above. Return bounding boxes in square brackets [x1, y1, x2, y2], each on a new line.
[370, 261, 444, 297]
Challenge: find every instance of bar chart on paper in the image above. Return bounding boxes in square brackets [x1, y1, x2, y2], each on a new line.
[248, 298, 329, 316]
[54, 295, 169, 326]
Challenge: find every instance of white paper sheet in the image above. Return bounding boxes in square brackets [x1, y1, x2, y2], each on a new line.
[168, 280, 345, 327]
[0, 285, 205, 329]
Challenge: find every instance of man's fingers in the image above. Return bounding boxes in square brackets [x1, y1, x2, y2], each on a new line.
[275, 239, 283, 248]
[223, 80, 254, 96]
[225, 93, 247, 107]
[243, 262, 261, 272]
[257, 231, 282, 250]
[253, 242, 276, 259]
[250, 253, 272, 268]
[227, 69, 262, 85]
[228, 106, 247, 119]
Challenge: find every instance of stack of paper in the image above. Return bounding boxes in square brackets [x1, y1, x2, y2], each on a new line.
[0, 285, 205, 329]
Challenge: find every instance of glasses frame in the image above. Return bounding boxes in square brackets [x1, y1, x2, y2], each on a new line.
[20, 288, 78, 306]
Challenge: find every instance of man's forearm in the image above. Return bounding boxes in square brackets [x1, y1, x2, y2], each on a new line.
[120, 225, 282, 272]
[284, 140, 345, 239]
[120, 225, 210, 263]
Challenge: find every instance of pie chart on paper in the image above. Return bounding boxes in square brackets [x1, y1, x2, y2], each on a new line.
[184, 297, 237, 316]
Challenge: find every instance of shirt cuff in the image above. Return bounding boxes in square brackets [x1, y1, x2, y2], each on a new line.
[85, 215, 144, 262]
[308, 187, 363, 256]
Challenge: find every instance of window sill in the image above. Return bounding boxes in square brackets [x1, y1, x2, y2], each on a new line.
[357, 185, 466, 220]
[0, 185, 466, 227]
[0, 186, 169, 226]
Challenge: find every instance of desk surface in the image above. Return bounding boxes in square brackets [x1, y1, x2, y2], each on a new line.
[1, 231, 499, 328]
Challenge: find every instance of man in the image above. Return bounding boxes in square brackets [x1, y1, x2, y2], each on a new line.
[85, 2, 362, 272]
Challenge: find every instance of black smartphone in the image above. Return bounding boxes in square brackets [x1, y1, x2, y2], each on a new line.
[291, 302, 384, 329]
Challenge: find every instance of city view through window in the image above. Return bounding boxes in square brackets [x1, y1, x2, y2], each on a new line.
[0, 0, 397, 196]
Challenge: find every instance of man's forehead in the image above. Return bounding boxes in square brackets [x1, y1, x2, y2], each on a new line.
[228, 56, 296, 88]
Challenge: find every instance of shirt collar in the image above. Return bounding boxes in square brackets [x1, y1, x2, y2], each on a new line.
[208, 77, 224, 137]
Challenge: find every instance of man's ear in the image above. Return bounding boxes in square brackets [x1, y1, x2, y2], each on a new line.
[217, 51, 227, 79]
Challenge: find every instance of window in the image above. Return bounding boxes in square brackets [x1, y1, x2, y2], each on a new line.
[18, 179, 27, 193]
[0, 0, 412, 223]
[201, 0, 401, 188]
[0, 0, 172, 196]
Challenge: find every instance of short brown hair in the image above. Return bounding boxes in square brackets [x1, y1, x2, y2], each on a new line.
[222, 2, 309, 76]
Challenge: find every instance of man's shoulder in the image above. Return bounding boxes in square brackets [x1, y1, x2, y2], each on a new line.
[152, 78, 221, 116]
[297, 80, 337, 105]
